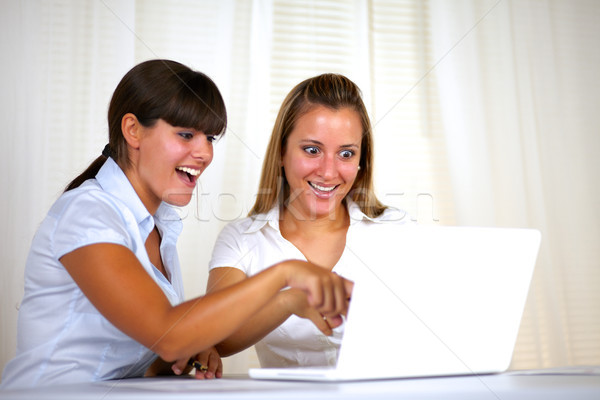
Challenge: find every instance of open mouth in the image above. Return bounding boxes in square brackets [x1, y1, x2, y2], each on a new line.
[176, 166, 201, 183]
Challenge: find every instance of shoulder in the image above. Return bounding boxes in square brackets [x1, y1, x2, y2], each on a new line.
[209, 212, 278, 272]
[209, 218, 253, 272]
[50, 181, 132, 222]
[211, 216, 257, 257]
[47, 183, 139, 257]
[217, 215, 257, 238]
[217, 207, 277, 238]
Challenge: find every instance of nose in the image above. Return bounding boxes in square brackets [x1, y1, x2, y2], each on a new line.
[317, 154, 337, 180]
[192, 135, 214, 163]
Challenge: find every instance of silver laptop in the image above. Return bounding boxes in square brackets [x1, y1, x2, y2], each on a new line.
[250, 225, 541, 381]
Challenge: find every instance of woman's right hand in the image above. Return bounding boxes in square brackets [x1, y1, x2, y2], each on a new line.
[276, 260, 353, 321]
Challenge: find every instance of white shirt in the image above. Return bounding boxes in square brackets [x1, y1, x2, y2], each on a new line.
[209, 200, 410, 367]
[1, 158, 184, 389]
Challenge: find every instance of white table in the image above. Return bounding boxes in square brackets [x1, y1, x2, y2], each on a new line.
[1, 370, 599, 400]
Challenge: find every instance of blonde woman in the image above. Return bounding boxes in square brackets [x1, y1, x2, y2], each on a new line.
[208, 74, 410, 367]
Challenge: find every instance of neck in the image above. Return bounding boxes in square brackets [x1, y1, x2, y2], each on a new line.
[123, 167, 160, 216]
[281, 201, 349, 235]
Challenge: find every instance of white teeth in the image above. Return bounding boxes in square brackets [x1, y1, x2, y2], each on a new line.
[309, 182, 337, 192]
[176, 166, 201, 176]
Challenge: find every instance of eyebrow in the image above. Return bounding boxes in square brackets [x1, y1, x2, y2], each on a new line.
[299, 139, 360, 149]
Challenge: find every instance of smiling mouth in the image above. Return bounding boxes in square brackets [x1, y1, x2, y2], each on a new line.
[308, 181, 339, 193]
[176, 166, 201, 183]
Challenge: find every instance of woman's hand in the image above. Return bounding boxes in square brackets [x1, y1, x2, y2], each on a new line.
[282, 288, 345, 336]
[277, 260, 353, 321]
[171, 347, 223, 379]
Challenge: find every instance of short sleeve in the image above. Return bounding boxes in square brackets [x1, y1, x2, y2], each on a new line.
[208, 221, 251, 274]
[52, 190, 134, 259]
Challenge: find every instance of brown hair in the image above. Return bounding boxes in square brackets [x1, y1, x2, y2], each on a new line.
[249, 73, 386, 218]
[65, 59, 227, 191]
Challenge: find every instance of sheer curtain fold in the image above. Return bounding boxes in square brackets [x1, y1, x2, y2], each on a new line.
[430, 0, 600, 368]
[0, 1, 46, 373]
[1, 0, 137, 376]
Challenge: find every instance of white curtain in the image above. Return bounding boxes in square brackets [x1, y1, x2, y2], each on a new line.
[0, 0, 138, 373]
[430, 0, 600, 367]
[1, 0, 598, 377]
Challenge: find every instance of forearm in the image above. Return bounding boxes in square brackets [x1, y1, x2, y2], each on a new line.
[153, 264, 290, 361]
[62, 244, 349, 363]
[205, 261, 346, 356]
[62, 244, 290, 362]
[214, 291, 293, 356]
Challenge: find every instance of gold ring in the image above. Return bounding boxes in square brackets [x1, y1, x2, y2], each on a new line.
[189, 360, 209, 372]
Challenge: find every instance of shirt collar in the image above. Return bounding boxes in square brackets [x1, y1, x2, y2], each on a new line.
[347, 199, 380, 224]
[245, 205, 281, 234]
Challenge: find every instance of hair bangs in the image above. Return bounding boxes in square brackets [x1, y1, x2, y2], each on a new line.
[161, 71, 227, 138]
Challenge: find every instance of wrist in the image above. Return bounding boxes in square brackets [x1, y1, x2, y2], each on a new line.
[272, 260, 293, 288]
[275, 288, 292, 315]
[279, 287, 306, 315]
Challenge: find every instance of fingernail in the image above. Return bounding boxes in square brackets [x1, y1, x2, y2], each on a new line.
[172, 365, 182, 375]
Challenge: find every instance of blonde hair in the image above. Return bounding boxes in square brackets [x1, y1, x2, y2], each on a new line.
[249, 73, 386, 218]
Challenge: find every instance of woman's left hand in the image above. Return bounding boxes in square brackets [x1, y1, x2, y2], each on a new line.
[171, 347, 223, 379]
[283, 288, 345, 335]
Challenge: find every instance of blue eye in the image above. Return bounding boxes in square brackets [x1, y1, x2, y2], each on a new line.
[303, 146, 319, 155]
[339, 149, 355, 159]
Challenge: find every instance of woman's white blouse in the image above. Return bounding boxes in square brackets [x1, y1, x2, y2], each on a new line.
[209, 200, 411, 368]
[1, 158, 184, 389]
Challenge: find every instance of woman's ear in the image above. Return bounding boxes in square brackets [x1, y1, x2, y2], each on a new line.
[121, 113, 141, 149]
